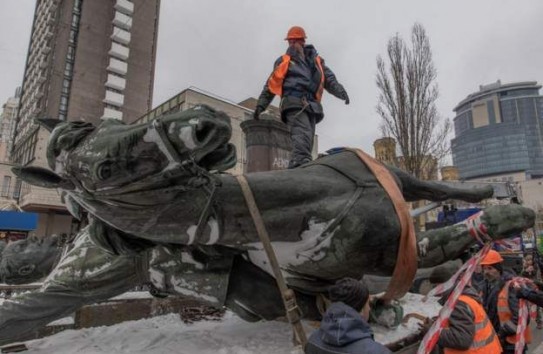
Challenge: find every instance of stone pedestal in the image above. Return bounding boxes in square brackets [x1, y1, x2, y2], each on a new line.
[241, 118, 292, 173]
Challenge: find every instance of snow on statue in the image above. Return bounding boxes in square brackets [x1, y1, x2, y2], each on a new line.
[0, 105, 535, 345]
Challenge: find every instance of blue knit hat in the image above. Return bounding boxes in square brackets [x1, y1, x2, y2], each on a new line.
[328, 278, 369, 312]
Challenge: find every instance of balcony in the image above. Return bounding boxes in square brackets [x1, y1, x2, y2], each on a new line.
[111, 27, 131, 45]
[114, 0, 134, 15]
[48, 1, 57, 15]
[44, 29, 54, 39]
[19, 184, 66, 211]
[113, 11, 132, 30]
[103, 90, 124, 107]
[102, 107, 123, 120]
[107, 58, 128, 75]
[108, 42, 129, 60]
[105, 74, 126, 91]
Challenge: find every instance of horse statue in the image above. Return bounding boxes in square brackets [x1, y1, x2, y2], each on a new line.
[0, 105, 535, 345]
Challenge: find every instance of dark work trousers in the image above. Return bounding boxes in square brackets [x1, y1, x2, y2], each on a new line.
[285, 109, 316, 169]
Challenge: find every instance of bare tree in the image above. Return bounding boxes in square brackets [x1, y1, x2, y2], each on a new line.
[376, 23, 450, 179]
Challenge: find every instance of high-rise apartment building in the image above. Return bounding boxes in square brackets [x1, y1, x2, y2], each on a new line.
[451, 81, 543, 181]
[12, 0, 160, 237]
[0, 88, 21, 163]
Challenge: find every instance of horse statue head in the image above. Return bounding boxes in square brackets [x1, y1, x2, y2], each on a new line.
[0, 236, 60, 284]
[13, 105, 237, 220]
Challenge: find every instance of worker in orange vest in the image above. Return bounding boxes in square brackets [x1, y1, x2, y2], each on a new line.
[436, 277, 502, 353]
[480, 250, 530, 353]
[254, 26, 349, 168]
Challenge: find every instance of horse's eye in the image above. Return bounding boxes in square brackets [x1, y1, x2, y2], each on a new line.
[18, 264, 35, 276]
[97, 162, 113, 180]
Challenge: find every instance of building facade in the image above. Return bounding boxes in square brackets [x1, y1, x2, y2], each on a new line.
[451, 81, 543, 180]
[0, 88, 21, 163]
[11, 0, 160, 237]
[372, 137, 438, 180]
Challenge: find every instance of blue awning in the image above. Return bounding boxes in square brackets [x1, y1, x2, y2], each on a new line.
[0, 211, 38, 231]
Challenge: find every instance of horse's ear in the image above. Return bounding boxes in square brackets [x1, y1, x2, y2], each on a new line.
[12, 166, 75, 190]
[34, 118, 63, 132]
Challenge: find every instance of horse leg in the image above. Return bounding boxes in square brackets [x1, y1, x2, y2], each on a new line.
[225, 256, 320, 322]
[389, 166, 494, 203]
[416, 204, 535, 268]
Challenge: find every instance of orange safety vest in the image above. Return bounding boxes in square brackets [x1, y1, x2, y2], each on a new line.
[498, 281, 532, 345]
[444, 295, 502, 354]
[266, 54, 325, 102]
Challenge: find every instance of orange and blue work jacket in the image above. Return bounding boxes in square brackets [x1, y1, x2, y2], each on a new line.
[266, 53, 325, 102]
[255, 44, 347, 122]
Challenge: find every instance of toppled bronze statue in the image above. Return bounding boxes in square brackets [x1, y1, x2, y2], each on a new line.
[0, 105, 535, 345]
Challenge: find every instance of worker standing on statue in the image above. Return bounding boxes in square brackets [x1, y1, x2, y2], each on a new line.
[253, 26, 350, 168]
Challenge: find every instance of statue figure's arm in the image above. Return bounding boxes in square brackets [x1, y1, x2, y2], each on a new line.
[417, 205, 534, 268]
[0, 228, 145, 346]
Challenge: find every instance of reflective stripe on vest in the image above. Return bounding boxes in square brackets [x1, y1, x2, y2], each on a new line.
[266, 54, 325, 102]
[498, 281, 532, 345]
[444, 295, 502, 354]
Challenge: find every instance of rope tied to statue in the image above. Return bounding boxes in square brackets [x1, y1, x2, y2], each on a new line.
[235, 174, 307, 350]
[347, 148, 418, 301]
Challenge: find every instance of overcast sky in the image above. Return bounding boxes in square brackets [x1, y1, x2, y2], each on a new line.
[1, 0, 542, 156]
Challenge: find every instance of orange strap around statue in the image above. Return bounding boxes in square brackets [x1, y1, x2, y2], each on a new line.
[348, 148, 417, 301]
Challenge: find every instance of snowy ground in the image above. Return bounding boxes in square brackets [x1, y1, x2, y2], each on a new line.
[2, 293, 440, 354]
[23, 312, 295, 354]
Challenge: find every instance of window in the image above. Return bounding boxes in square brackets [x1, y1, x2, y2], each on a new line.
[64, 62, 73, 76]
[67, 46, 75, 61]
[1, 176, 11, 197]
[12, 178, 21, 199]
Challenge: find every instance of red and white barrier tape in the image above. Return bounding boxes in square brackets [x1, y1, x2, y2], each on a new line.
[464, 211, 490, 245]
[423, 212, 490, 301]
[516, 298, 529, 354]
[509, 277, 537, 354]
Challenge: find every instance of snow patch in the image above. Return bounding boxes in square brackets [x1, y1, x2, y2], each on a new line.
[205, 218, 219, 245]
[247, 218, 336, 277]
[180, 252, 204, 270]
[18, 294, 441, 353]
[186, 225, 197, 244]
[179, 127, 196, 149]
[171, 277, 218, 304]
[149, 268, 165, 288]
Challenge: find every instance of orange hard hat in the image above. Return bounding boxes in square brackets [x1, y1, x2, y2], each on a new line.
[480, 250, 504, 266]
[285, 26, 307, 40]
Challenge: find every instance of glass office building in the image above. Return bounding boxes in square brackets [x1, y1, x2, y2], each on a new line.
[451, 81, 543, 180]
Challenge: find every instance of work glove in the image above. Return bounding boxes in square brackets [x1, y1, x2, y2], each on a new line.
[516, 285, 532, 299]
[253, 106, 264, 120]
[417, 317, 435, 334]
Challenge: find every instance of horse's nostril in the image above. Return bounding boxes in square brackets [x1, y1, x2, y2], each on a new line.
[195, 121, 213, 143]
